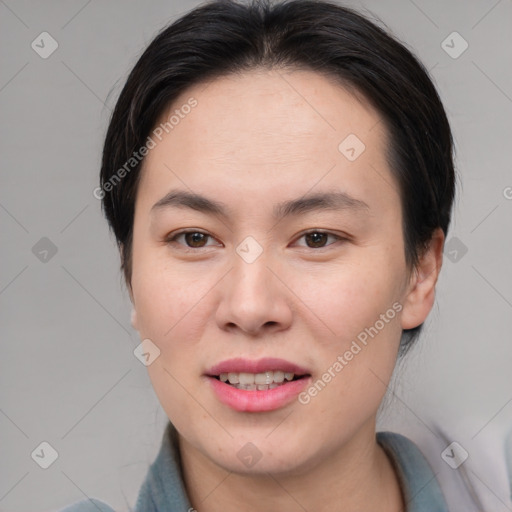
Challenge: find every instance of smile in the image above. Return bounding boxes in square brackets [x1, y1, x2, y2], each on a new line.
[214, 371, 303, 390]
[205, 358, 311, 412]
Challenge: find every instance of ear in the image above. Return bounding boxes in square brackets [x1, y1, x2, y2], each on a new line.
[121, 243, 138, 331]
[130, 307, 139, 331]
[401, 228, 445, 330]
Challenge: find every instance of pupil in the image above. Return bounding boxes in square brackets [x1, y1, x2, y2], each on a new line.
[306, 232, 327, 248]
[186, 232, 206, 247]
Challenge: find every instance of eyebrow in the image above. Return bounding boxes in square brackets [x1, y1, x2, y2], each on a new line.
[150, 189, 370, 220]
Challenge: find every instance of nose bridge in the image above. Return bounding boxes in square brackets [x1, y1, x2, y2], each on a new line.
[230, 233, 273, 290]
[231, 242, 275, 306]
[216, 238, 292, 334]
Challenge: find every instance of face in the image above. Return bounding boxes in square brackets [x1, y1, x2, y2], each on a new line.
[129, 68, 421, 476]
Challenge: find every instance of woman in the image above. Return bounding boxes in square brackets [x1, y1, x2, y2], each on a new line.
[62, 0, 458, 509]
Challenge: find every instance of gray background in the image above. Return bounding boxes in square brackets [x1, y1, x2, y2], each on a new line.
[1, 0, 511, 510]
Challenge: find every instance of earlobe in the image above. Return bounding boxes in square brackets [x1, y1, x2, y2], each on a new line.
[400, 228, 445, 330]
[121, 243, 137, 330]
[131, 307, 138, 331]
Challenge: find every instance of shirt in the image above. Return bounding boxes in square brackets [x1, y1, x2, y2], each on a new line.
[58, 421, 449, 511]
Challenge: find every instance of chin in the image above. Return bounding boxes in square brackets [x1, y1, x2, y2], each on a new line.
[216, 453, 309, 477]
[202, 435, 320, 477]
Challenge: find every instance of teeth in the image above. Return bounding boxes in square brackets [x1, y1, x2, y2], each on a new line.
[217, 371, 299, 387]
[254, 371, 273, 385]
[227, 372, 239, 384]
[230, 381, 287, 391]
[239, 372, 255, 385]
[273, 370, 285, 383]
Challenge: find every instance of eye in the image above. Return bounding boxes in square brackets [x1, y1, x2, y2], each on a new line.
[165, 230, 221, 250]
[294, 230, 345, 249]
[165, 229, 346, 251]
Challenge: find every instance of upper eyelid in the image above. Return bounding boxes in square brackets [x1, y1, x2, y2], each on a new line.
[164, 230, 219, 246]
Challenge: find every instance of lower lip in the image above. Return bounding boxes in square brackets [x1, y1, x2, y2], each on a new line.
[206, 376, 311, 412]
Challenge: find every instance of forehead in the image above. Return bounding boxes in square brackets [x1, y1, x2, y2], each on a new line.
[137, 68, 398, 215]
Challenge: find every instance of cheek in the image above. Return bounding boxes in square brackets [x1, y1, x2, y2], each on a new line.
[130, 250, 221, 401]
[131, 257, 213, 432]
[294, 259, 403, 404]
[297, 259, 401, 342]
[131, 242, 208, 340]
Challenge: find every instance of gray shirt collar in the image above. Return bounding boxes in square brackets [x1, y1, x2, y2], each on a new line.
[135, 422, 449, 511]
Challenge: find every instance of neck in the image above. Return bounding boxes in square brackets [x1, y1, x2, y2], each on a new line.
[178, 421, 405, 512]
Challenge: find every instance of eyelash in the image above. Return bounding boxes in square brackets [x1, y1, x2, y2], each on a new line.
[164, 229, 347, 251]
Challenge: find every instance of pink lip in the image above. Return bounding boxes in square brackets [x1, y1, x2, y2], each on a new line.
[206, 376, 311, 412]
[204, 357, 311, 412]
[206, 357, 310, 376]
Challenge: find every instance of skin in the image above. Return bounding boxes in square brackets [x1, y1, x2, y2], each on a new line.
[128, 68, 444, 511]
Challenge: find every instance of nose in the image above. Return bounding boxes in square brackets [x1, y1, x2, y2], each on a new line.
[215, 248, 293, 336]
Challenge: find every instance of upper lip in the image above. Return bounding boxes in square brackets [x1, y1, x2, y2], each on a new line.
[206, 357, 310, 376]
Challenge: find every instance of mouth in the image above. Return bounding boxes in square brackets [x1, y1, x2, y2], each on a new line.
[210, 370, 309, 391]
[205, 358, 312, 412]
